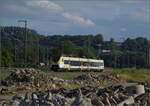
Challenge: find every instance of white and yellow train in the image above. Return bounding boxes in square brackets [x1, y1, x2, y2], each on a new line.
[51, 56, 104, 72]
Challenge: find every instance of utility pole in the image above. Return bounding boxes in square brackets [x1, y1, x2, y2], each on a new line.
[0, 27, 2, 67]
[149, 41, 150, 70]
[87, 35, 90, 58]
[99, 44, 101, 58]
[114, 44, 117, 69]
[18, 20, 27, 67]
[149, 34, 150, 69]
[37, 38, 39, 68]
[46, 47, 48, 65]
[120, 37, 125, 68]
[115, 51, 117, 69]
[96, 44, 101, 59]
[134, 39, 137, 69]
[127, 45, 130, 68]
[13, 27, 17, 67]
[10, 36, 21, 67]
[61, 42, 64, 56]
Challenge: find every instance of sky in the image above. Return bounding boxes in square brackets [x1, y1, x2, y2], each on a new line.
[0, 0, 150, 41]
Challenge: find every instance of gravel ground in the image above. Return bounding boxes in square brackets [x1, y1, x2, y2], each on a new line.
[0, 68, 150, 106]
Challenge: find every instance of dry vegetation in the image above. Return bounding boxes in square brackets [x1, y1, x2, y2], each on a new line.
[1, 68, 150, 83]
[110, 68, 150, 82]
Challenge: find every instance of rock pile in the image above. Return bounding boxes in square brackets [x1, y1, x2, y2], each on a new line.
[1, 69, 150, 105]
[74, 73, 124, 85]
[0, 68, 72, 92]
[1, 68, 49, 87]
[9, 84, 150, 106]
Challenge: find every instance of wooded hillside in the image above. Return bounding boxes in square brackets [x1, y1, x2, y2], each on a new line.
[0, 26, 149, 68]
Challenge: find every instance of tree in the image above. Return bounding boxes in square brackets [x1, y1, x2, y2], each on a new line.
[94, 34, 103, 44]
[109, 37, 115, 50]
[52, 40, 78, 62]
[1, 26, 150, 69]
[26, 47, 38, 67]
[77, 47, 95, 58]
[0, 48, 13, 67]
[61, 40, 77, 55]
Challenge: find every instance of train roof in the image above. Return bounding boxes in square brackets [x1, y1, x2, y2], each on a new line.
[57, 56, 104, 63]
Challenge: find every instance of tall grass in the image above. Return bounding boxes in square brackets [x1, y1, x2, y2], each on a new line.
[110, 68, 150, 82]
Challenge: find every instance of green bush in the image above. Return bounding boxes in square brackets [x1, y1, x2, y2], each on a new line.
[39, 65, 52, 72]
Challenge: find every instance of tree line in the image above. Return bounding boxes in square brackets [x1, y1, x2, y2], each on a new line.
[0, 26, 149, 69]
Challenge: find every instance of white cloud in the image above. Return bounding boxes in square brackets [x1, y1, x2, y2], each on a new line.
[62, 12, 95, 27]
[26, 1, 95, 27]
[120, 28, 127, 32]
[26, 0, 63, 12]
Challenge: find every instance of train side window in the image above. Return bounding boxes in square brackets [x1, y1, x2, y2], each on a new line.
[100, 62, 104, 66]
[83, 62, 89, 66]
[70, 61, 74, 66]
[70, 61, 81, 66]
[90, 62, 93, 67]
[64, 60, 69, 64]
[90, 62, 99, 67]
[97, 62, 100, 66]
[78, 61, 81, 66]
[76, 61, 81, 66]
[93, 62, 97, 67]
[90, 62, 93, 66]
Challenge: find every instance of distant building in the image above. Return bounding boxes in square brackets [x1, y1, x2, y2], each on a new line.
[102, 50, 110, 53]
[40, 63, 45, 66]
